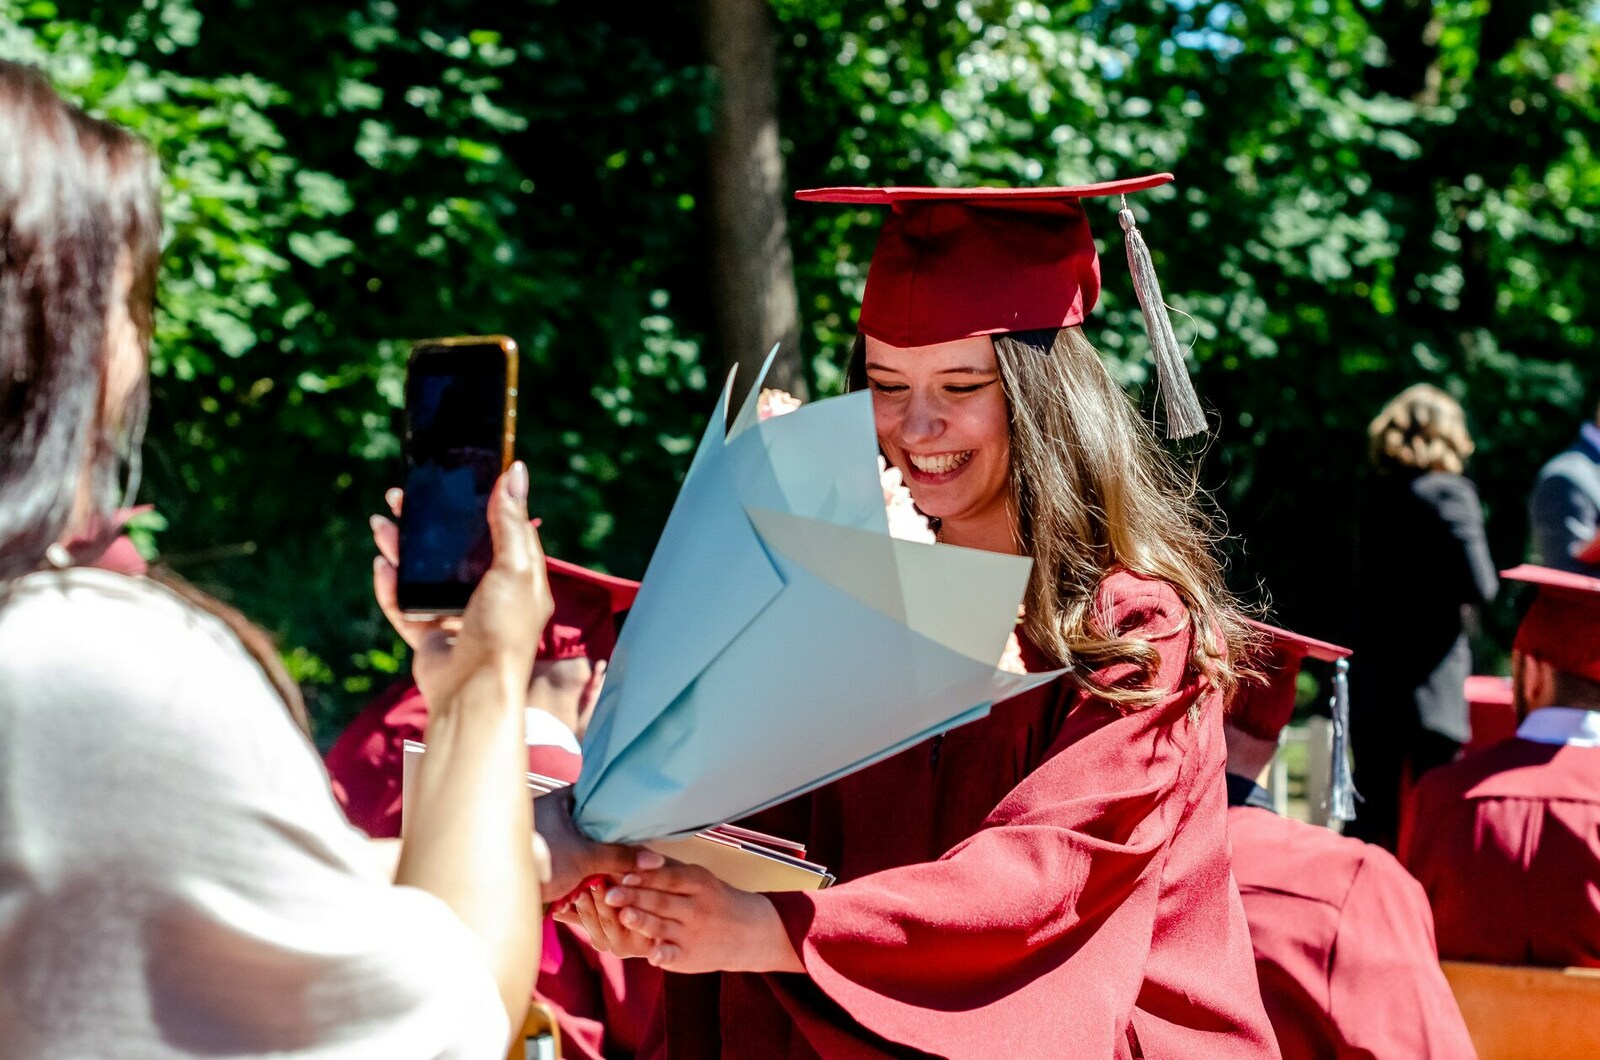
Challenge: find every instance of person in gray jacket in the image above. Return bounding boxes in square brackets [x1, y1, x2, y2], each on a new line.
[1528, 406, 1600, 576]
[1349, 384, 1498, 851]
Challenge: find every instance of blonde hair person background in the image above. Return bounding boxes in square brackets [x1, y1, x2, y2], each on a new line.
[0, 60, 645, 1057]
[1368, 382, 1476, 476]
[1347, 381, 1499, 851]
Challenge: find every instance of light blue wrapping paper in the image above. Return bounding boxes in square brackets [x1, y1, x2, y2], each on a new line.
[575, 350, 1064, 843]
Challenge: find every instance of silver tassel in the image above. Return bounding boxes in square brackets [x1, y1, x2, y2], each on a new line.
[1326, 658, 1359, 824]
[1118, 197, 1206, 440]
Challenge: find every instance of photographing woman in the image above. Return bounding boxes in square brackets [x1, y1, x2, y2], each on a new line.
[0, 60, 597, 1056]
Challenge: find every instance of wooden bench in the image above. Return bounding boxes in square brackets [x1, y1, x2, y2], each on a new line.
[1441, 960, 1600, 1059]
[506, 1000, 562, 1060]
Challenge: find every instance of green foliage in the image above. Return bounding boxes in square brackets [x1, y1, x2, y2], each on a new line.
[776, 0, 1600, 661]
[4, 0, 714, 738]
[7, 0, 1596, 736]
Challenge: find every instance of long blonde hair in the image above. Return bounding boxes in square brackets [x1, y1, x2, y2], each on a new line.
[853, 327, 1250, 709]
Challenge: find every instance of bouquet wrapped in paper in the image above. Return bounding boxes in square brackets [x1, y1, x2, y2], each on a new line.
[574, 350, 1061, 843]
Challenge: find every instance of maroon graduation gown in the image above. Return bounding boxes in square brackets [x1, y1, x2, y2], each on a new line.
[1401, 736, 1600, 967]
[652, 571, 1278, 1058]
[324, 682, 660, 1059]
[1228, 795, 1473, 1058]
[324, 680, 583, 838]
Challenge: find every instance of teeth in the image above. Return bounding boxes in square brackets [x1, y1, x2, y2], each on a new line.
[909, 451, 973, 475]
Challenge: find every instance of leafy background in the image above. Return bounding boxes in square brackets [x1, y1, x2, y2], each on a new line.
[5, 0, 1595, 738]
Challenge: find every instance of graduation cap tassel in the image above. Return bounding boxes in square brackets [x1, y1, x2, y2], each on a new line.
[1326, 658, 1359, 824]
[1118, 198, 1206, 440]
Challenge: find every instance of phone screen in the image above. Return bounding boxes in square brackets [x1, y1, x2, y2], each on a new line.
[397, 339, 514, 614]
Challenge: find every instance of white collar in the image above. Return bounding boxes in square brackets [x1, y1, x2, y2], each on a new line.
[524, 707, 582, 754]
[1517, 707, 1600, 748]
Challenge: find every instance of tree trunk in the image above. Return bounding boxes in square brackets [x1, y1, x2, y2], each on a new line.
[700, 0, 806, 403]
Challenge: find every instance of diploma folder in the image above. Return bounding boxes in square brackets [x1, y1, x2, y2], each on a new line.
[401, 740, 832, 892]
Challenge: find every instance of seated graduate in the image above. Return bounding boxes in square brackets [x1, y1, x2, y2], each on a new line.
[565, 177, 1281, 1057]
[327, 548, 661, 1060]
[1401, 563, 1600, 968]
[328, 550, 639, 827]
[1225, 622, 1473, 1059]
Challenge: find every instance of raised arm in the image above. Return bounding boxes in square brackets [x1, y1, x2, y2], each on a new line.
[373, 464, 548, 1033]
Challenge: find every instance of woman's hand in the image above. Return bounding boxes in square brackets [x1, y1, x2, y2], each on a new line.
[557, 878, 661, 960]
[534, 788, 664, 899]
[564, 862, 804, 974]
[371, 473, 549, 711]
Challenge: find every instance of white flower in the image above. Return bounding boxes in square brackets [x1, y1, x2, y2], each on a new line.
[998, 631, 1027, 674]
[879, 456, 936, 544]
[756, 388, 802, 421]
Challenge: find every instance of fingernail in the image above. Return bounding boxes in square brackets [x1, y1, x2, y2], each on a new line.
[604, 888, 625, 906]
[620, 909, 638, 927]
[637, 851, 665, 870]
[506, 461, 529, 502]
[369, 514, 384, 533]
[621, 874, 641, 887]
[372, 556, 384, 572]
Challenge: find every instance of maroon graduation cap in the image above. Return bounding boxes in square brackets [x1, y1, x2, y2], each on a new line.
[796, 174, 1206, 438]
[1230, 619, 1353, 741]
[538, 556, 640, 664]
[1231, 619, 1358, 823]
[1504, 563, 1600, 682]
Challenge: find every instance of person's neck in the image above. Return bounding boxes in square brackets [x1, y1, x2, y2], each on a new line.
[1223, 723, 1279, 782]
[937, 506, 1021, 554]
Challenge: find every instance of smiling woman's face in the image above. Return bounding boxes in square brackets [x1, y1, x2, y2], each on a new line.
[863, 334, 1014, 549]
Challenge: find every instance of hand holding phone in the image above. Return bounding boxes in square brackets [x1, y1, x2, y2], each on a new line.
[397, 335, 518, 616]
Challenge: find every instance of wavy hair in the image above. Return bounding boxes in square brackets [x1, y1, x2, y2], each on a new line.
[853, 326, 1251, 709]
[1367, 383, 1474, 475]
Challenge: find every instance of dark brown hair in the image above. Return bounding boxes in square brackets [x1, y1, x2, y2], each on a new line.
[852, 327, 1251, 708]
[0, 62, 309, 735]
[0, 60, 162, 578]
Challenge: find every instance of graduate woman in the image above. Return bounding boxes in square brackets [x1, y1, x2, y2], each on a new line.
[568, 177, 1280, 1058]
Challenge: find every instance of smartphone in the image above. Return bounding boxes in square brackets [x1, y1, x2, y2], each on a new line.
[397, 335, 518, 616]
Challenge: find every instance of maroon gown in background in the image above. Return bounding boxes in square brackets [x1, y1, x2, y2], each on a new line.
[648, 571, 1278, 1059]
[324, 681, 661, 1060]
[1401, 732, 1600, 968]
[1228, 799, 1474, 1059]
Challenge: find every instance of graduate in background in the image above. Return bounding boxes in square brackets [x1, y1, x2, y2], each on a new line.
[568, 177, 1281, 1058]
[1528, 401, 1600, 576]
[328, 547, 638, 827]
[327, 551, 660, 1060]
[1402, 564, 1600, 968]
[1226, 623, 1473, 1059]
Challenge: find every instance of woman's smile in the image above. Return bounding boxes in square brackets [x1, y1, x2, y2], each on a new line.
[905, 449, 975, 482]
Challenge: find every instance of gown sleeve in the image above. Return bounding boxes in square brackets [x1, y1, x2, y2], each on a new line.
[761, 578, 1227, 1057]
[1431, 474, 1498, 607]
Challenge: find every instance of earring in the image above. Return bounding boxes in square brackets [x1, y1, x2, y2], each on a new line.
[45, 543, 73, 569]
